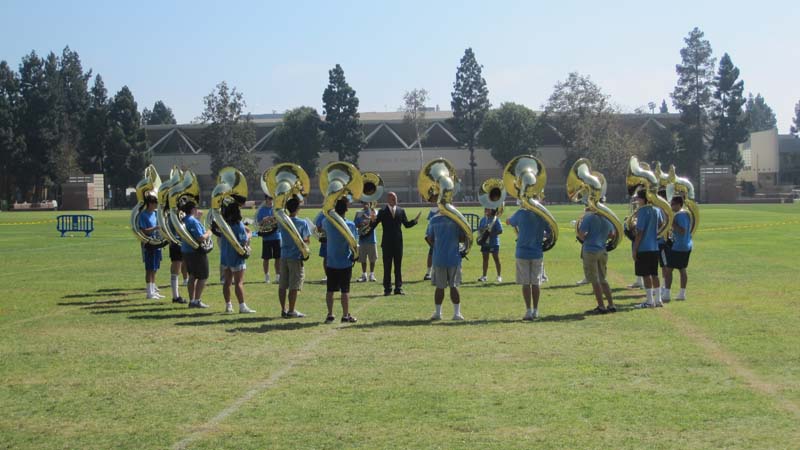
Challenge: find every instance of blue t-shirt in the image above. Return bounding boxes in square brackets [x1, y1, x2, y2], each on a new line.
[256, 204, 280, 242]
[426, 215, 463, 268]
[314, 211, 327, 257]
[478, 216, 503, 248]
[635, 205, 662, 252]
[427, 208, 439, 221]
[181, 215, 206, 254]
[322, 217, 357, 269]
[138, 210, 159, 237]
[279, 216, 311, 260]
[580, 212, 613, 253]
[220, 221, 248, 267]
[507, 209, 550, 260]
[671, 210, 693, 252]
[354, 209, 377, 244]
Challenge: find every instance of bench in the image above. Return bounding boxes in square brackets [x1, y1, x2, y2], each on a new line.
[57, 214, 94, 237]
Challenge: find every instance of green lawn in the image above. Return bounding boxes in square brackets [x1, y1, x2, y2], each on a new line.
[1, 203, 798, 449]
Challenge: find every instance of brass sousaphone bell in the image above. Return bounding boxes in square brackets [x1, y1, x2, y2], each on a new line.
[264, 163, 311, 260]
[157, 166, 183, 245]
[357, 171, 384, 236]
[320, 162, 363, 260]
[168, 170, 213, 253]
[418, 158, 473, 257]
[566, 158, 623, 251]
[503, 155, 558, 251]
[476, 177, 506, 247]
[211, 167, 250, 257]
[131, 164, 169, 248]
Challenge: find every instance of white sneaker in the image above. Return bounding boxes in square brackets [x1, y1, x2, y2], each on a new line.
[225, 303, 234, 313]
[452, 313, 465, 321]
[635, 302, 655, 309]
[146, 294, 160, 300]
[496, 276, 502, 283]
[287, 310, 305, 318]
[655, 300, 664, 308]
[430, 312, 442, 321]
[265, 274, 271, 284]
[576, 278, 589, 285]
[275, 274, 280, 282]
[322, 276, 327, 282]
[675, 294, 686, 301]
[477, 276, 487, 282]
[533, 310, 539, 319]
[356, 274, 367, 283]
[628, 280, 643, 289]
[369, 273, 377, 282]
[523, 312, 534, 321]
[239, 304, 256, 314]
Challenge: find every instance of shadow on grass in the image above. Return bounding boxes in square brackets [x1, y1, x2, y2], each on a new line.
[573, 287, 633, 296]
[128, 312, 216, 320]
[460, 282, 517, 288]
[61, 292, 129, 299]
[58, 298, 136, 306]
[176, 316, 278, 327]
[83, 302, 153, 310]
[96, 288, 141, 293]
[92, 306, 186, 315]
[226, 321, 321, 333]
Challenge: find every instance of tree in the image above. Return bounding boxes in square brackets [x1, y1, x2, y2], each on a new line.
[79, 74, 111, 175]
[791, 100, 800, 137]
[0, 61, 25, 204]
[106, 86, 148, 203]
[671, 27, 716, 179]
[450, 48, 491, 195]
[272, 106, 322, 176]
[57, 47, 90, 184]
[403, 88, 429, 170]
[742, 93, 777, 132]
[659, 100, 669, 114]
[143, 100, 176, 126]
[478, 102, 541, 167]
[321, 64, 364, 164]
[199, 81, 258, 182]
[709, 53, 747, 173]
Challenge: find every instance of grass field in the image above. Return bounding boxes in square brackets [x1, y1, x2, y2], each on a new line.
[1, 203, 799, 449]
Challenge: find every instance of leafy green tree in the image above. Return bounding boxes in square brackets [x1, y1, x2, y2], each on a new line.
[646, 125, 681, 167]
[709, 53, 747, 173]
[791, 100, 799, 137]
[321, 64, 364, 164]
[450, 48, 490, 195]
[0, 61, 26, 204]
[57, 47, 90, 181]
[403, 88, 429, 170]
[143, 100, 177, 126]
[478, 102, 541, 167]
[742, 93, 777, 132]
[106, 86, 148, 202]
[199, 81, 258, 182]
[79, 74, 111, 175]
[671, 27, 716, 179]
[272, 106, 322, 176]
[659, 99, 669, 113]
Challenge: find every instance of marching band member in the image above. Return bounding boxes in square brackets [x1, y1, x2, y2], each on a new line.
[256, 194, 281, 284]
[426, 204, 466, 321]
[139, 194, 164, 300]
[507, 206, 552, 321]
[322, 198, 358, 323]
[423, 203, 439, 281]
[220, 202, 255, 314]
[578, 206, 617, 313]
[277, 198, 311, 318]
[354, 201, 378, 283]
[477, 208, 503, 283]
[314, 210, 328, 282]
[663, 196, 692, 301]
[632, 190, 665, 308]
[181, 201, 212, 308]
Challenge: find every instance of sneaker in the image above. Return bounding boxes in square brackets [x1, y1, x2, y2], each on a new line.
[384, 290, 392, 296]
[225, 303, 234, 313]
[662, 297, 671, 303]
[586, 306, 607, 315]
[532, 310, 539, 319]
[341, 314, 357, 323]
[394, 289, 405, 296]
[275, 274, 280, 283]
[675, 294, 686, 301]
[172, 297, 188, 304]
[281, 310, 290, 318]
[322, 276, 327, 282]
[430, 312, 442, 321]
[628, 280, 643, 289]
[325, 315, 335, 324]
[239, 304, 256, 314]
[496, 276, 503, 283]
[369, 273, 377, 282]
[423, 273, 432, 281]
[576, 278, 589, 285]
[146, 294, 161, 300]
[265, 274, 271, 284]
[355, 274, 367, 283]
[287, 310, 305, 318]
[477, 276, 488, 282]
[606, 305, 617, 313]
[634, 302, 655, 309]
[655, 301, 664, 308]
[523, 312, 534, 321]
[189, 300, 209, 309]
[452, 313, 465, 321]
[540, 274, 549, 283]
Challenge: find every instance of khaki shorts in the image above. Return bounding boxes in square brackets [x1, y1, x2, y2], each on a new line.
[358, 243, 378, 264]
[582, 250, 608, 284]
[279, 259, 304, 291]
[431, 265, 461, 289]
[516, 258, 543, 285]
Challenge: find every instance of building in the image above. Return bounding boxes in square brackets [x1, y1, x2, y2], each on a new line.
[145, 111, 679, 204]
[737, 128, 800, 189]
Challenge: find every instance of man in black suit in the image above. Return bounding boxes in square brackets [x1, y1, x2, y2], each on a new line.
[370, 191, 420, 296]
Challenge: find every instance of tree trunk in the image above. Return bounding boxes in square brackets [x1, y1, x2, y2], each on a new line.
[469, 143, 477, 199]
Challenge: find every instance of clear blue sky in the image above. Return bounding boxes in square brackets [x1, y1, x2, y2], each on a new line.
[2, 0, 798, 131]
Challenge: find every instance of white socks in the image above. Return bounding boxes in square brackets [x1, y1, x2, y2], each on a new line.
[645, 289, 653, 305]
[654, 288, 662, 304]
[171, 275, 180, 298]
[435, 304, 442, 315]
[453, 303, 461, 316]
[680, 288, 686, 297]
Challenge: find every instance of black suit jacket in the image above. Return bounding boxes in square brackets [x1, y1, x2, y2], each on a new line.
[371, 205, 417, 249]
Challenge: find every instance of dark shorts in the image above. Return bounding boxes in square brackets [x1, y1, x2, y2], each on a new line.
[169, 243, 182, 262]
[184, 251, 209, 280]
[319, 243, 327, 258]
[481, 245, 499, 254]
[326, 266, 352, 293]
[142, 246, 162, 271]
[667, 250, 691, 269]
[261, 239, 281, 260]
[635, 251, 659, 277]
[658, 243, 669, 268]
